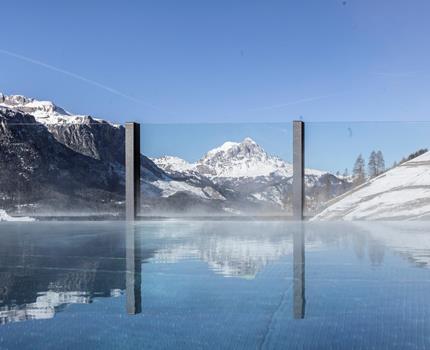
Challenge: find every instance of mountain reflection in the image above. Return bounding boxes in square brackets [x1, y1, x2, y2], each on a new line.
[0, 223, 147, 325]
[1, 221, 430, 325]
[148, 222, 299, 278]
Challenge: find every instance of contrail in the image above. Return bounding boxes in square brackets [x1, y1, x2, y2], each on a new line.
[249, 93, 340, 112]
[0, 48, 166, 113]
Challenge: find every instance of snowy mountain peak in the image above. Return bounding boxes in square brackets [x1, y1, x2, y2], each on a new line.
[0, 92, 119, 127]
[0, 93, 69, 116]
[201, 137, 268, 164]
[243, 137, 257, 144]
[152, 138, 291, 179]
[193, 138, 291, 178]
[153, 136, 330, 181]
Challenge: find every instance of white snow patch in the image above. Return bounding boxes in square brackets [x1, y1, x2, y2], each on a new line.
[0, 210, 34, 222]
[153, 180, 209, 199]
[152, 156, 195, 173]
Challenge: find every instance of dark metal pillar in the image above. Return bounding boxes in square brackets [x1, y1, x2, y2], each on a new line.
[125, 122, 141, 221]
[293, 121, 305, 220]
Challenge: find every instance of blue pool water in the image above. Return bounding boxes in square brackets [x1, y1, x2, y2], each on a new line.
[0, 221, 429, 349]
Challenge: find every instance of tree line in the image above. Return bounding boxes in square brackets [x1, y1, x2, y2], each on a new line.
[351, 151, 385, 186]
[349, 148, 428, 187]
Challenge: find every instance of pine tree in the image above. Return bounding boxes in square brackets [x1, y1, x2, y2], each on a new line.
[353, 154, 366, 186]
[343, 168, 349, 178]
[368, 151, 377, 178]
[375, 150, 385, 175]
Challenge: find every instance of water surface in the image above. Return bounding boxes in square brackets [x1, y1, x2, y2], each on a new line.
[0, 221, 429, 349]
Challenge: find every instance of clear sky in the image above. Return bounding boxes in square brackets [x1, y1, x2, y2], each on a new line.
[1, 1, 430, 172]
[2, 0, 430, 123]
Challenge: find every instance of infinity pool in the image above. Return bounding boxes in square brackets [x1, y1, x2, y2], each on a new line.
[0, 221, 429, 349]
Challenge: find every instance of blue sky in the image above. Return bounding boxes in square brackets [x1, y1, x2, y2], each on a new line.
[1, 1, 430, 172]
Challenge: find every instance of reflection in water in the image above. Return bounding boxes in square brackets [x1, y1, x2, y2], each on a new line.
[293, 224, 305, 319]
[0, 223, 128, 325]
[2, 221, 430, 327]
[126, 224, 142, 315]
[148, 222, 297, 279]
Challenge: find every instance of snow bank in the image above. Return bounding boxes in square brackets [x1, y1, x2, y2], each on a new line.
[0, 210, 34, 222]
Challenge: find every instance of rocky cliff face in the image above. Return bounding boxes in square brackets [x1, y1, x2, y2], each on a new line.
[0, 109, 124, 215]
[0, 101, 228, 216]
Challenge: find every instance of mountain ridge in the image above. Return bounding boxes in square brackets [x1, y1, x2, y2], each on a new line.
[0, 93, 350, 217]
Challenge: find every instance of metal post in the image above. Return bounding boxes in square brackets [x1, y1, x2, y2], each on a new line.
[293, 223, 305, 319]
[126, 224, 142, 314]
[293, 121, 305, 220]
[125, 122, 141, 221]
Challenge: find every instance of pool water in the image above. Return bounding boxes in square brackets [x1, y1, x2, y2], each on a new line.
[0, 221, 429, 349]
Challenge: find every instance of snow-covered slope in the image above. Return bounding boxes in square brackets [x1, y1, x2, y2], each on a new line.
[314, 151, 430, 220]
[152, 156, 196, 173]
[0, 93, 119, 127]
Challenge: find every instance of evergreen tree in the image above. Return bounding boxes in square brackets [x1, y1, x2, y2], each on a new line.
[343, 168, 349, 178]
[368, 151, 377, 178]
[353, 154, 366, 186]
[375, 150, 385, 175]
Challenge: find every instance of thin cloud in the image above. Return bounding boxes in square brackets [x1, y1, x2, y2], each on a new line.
[0, 48, 168, 114]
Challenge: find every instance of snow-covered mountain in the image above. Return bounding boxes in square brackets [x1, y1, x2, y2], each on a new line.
[313, 151, 430, 220]
[152, 138, 349, 214]
[153, 138, 325, 179]
[196, 137, 293, 178]
[0, 92, 349, 216]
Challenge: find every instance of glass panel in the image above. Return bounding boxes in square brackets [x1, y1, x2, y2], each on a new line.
[0, 115, 125, 219]
[305, 122, 430, 219]
[140, 122, 293, 217]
